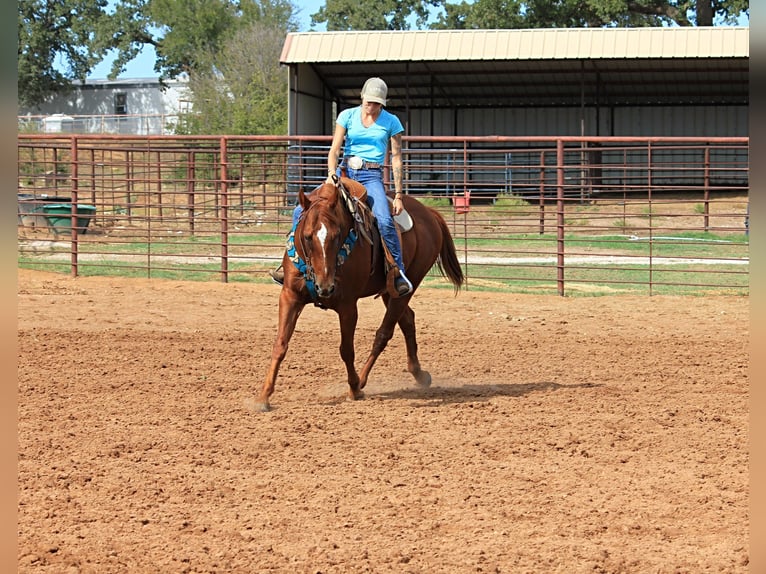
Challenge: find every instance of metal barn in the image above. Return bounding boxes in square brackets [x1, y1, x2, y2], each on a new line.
[279, 27, 749, 138]
[279, 27, 749, 194]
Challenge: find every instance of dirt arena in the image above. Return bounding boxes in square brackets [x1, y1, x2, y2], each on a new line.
[17, 269, 749, 573]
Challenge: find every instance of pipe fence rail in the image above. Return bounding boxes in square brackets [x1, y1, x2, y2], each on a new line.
[17, 134, 749, 296]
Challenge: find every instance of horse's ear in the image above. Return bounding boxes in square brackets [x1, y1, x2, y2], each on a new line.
[298, 188, 312, 210]
[326, 182, 339, 208]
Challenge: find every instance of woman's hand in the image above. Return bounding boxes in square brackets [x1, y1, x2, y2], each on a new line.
[392, 194, 403, 215]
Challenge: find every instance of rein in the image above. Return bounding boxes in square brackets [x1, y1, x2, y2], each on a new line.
[287, 195, 358, 303]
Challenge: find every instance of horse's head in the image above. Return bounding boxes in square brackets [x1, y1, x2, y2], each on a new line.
[296, 182, 351, 299]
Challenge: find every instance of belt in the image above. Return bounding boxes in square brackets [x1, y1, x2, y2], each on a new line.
[346, 156, 382, 170]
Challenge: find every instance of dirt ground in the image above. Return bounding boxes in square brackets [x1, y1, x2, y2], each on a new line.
[17, 269, 749, 573]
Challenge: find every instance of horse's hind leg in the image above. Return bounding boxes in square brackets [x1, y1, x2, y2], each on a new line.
[396, 305, 431, 387]
[358, 304, 430, 389]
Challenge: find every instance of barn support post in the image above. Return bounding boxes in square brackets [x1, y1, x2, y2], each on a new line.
[579, 62, 588, 203]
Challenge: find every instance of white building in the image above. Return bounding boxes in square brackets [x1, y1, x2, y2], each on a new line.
[18, 77, 191, 135]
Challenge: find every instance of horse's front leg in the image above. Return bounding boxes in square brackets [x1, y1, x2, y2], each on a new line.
[253, 290, 305, 412]
[337, 303, 362, 401]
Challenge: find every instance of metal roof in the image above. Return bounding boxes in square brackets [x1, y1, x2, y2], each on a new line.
[280, 27, 749, 63]
[280, 27, 749, 112]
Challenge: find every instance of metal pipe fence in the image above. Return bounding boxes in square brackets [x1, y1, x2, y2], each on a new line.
[17, 134, 749, 295]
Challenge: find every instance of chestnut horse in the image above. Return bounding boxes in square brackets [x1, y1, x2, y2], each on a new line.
[255, 176, 464, 411]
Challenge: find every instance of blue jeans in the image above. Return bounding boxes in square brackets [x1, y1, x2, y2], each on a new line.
[292, 168, 406, 272]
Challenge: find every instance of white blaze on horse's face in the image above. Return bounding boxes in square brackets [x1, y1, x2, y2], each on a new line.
[316, 222, 330, 275]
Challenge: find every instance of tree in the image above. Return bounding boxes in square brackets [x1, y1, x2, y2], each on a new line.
[429, 0, 525, 29]
[311, 0, 441, 30]
[147, 0, 239, 79]
[89, 0, 158, 80]
[430, 0, 749, 29]
[18, 0, 109, 107]
[18, 0, 298, 109]
[179, 22, 289, 134]
[171, 0, 297, 134]
[311, 0, 748, 30]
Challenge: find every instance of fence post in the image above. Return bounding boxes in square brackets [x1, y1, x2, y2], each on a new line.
[70, 136, 79, 277]
[220, 137, 230, 283]
[556, 139, 565, 296]
[648, 142, 654, 295]
[539, 150, 546, 235]
[187, 151, 195, 234]
[703, 146, 710, 231]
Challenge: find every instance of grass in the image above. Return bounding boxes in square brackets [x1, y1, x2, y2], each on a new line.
[415, 195, 451, 208]
[66, 229, 747, 259]
[491, 196, 531, 209]
[453, 231, 748, 260]
[449, 261, 748, 296]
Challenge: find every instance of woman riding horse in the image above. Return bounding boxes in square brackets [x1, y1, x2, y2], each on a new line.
[256, 177, 465, 411]
[271, 77, 414, 297]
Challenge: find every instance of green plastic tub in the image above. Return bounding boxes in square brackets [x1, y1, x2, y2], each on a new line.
[41, 203, 96, 234]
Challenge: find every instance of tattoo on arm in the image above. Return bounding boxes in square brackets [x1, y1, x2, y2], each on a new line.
[393, 166, 402, 192]
[391, 134, 403, 194]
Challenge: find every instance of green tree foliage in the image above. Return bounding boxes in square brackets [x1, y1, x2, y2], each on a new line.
[18, 0, 110, 107]
[311, 0, 441, 30]
[18, 0, 297, 108]
[430, 0, 749, 29]
[148, 0, 235, 78]
[89, 0, 158, 80]
[178, 22, 289, 134]
[310, 0, 747, 30]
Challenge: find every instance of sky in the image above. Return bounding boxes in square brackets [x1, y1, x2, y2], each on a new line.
[86, 0, 750, 80]
[86, 0, 327, 79]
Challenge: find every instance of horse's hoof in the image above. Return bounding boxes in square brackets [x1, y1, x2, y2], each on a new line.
[414, 370, 432, 388]
[245, 398, 271, 413]
[348, 390, 365, 401]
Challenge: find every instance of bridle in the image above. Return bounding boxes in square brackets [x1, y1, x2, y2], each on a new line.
[289, 188, 358, 304]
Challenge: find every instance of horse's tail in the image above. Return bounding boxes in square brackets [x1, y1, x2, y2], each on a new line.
[431, 208, 465, 293]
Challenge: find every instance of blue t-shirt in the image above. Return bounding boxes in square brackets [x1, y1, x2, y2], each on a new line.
[337, 106, 404, 164]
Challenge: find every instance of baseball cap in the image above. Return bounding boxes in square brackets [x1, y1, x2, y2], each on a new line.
[361, 77, 387, 106]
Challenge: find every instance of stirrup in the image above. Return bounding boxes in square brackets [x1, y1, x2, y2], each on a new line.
[394, 271, 413, 296]
[269, 265, 284, 285]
